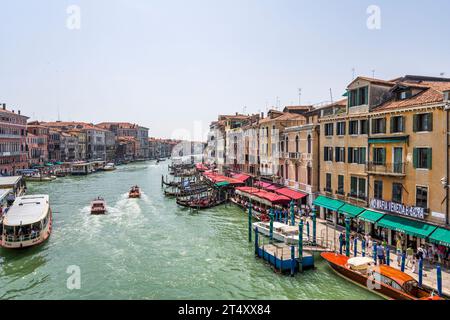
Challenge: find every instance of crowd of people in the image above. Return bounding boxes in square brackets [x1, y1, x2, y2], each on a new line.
[338, 231, 449, 272]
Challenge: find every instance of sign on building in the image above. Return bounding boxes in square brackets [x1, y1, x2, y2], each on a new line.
[370, 199, 425, 220]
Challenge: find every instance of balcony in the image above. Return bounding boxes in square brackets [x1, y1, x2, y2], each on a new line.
[289, 152, 301, 159]
[366, 162, 406, 176]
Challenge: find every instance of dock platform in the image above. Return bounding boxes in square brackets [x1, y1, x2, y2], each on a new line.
[256, 243, 314, 274]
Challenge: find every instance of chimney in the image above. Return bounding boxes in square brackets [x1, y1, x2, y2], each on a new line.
[18, 110, 21, 115]
[261, 112, 264, 119]
[12, 110, 15, 113]
[2, 103, 5, 110]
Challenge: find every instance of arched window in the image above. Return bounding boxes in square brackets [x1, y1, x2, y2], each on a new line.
[285, 137, 289, 153]
[307, 165, 312, 185]
[295, 136, 299, 153]
[295, 163, 299, 182]
[307, 135, 312, 154]
[285, 161, 289, 179]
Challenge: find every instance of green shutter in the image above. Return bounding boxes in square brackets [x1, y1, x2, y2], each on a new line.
[427, 148, 432, 169]
[428, 113, 433, 131]
[413, 114, 418, 132]
[360, 147, 366, 164]
[381, 148, 386, 164]
[356, 89, 360, 106]
[381, 118, 386, 133]
[413, 148, 418, 169]
[348, 147, 353, 163]
[364, 86, 369, 105]
[399, 116, 404, 132]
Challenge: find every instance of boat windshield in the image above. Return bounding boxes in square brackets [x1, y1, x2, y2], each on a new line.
[2, 221, 42, 242]
[403, 280, 420, 295]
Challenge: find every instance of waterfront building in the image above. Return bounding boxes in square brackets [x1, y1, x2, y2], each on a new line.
[281, 105, 321, 206]
[26, 122, 49, 166]
[0, 104, 29, 175]
[117, 136, 138, 162]
[314, 75, 450, 250]
[258, 110, 305, 181]
[97, 122, 149, 159]
[47, 129, 61, 162]
[67, 129, 87, 161]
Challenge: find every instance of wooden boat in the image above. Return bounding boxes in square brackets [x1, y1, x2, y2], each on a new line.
[321, 252, 442, 300]
[176, 197, 227, 209]
[0, 195, 52, 249]
[90, 197, 107, 215]
[129, 186, 141, 198]
[102, 163, 116, 171]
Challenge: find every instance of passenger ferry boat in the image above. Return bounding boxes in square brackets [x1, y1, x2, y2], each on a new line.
[321, 252, 442, 300]
[102, 163, 116, 171]
[0, 195, 52, 249]
[129, 186, 141, 198]
[90, 197, 107, 215]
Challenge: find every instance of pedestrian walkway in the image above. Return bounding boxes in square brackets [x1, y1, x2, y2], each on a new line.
[303, 216, 450, 297]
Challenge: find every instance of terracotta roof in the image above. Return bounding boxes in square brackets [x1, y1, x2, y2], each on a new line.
[349, 76, 396, 87]
[258, 112, 304, 124]
[42, 121, 109, 132]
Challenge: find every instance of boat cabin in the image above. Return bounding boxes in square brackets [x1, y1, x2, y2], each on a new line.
[0, 195, 52, 249]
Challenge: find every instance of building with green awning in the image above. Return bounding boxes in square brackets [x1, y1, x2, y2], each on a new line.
[428, 228, 450, 247]
[215, 181, 230, 188]
[313, 195, 345, 211]
[376, 214, 437, 239]
[358, 210, 385, 223]
[338, 203, 365, 218]
[368, 136, 409, 144]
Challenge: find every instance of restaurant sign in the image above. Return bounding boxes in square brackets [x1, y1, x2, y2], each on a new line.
[370, 199, 425, 219]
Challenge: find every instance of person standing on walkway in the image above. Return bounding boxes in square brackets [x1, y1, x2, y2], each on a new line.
[376, 243, 385, 265]
[406, 246, 414, 268]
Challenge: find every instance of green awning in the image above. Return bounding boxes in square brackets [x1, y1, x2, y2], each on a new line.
[429, 228, 450, 247]
[368, 136, 409, 144]
[45, 163, 54, 167]
[358, 210, 385, 223]
[313, 196, 345, 211]
[54, 161, 64, 165]
[377, 215, 437, 239]
[215, 181, 230, 187]
[338, 203, 365, 218]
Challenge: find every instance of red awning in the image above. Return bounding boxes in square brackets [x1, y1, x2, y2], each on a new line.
[195, 163, 208, 171]
[266, 184, 282, 191]
[203, 172, 243, 185]
[231, 173, 251, 182]
[254, 181, 273, 189]
[275, 188, 307, 200]
[235, 187, 260, 194]
[254, 190, 291, 204]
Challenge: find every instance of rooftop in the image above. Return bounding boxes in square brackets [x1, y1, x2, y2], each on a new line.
[3, 195, 50, 226]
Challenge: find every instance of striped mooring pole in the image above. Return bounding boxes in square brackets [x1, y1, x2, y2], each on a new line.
[345, 217, 350, 257]
[312, 206, 317, 246]
[386, 246, 390, 266]
[254, 226, 259, 255]
[306, 221, 310, 241]
[437, 265, 442, 296]
[290, 201, 295, 226]
[353, 237, 357, 257]
[362, 239, 366, 257]
[290, 245, 295, 277]
[248, 203, 252, 243]
[372, 242, 377, 263]
[269, 208, 274, 241]
[299, 220, 304, 273]
[418, 258, 423, 287]
[401, 252, 406, 272]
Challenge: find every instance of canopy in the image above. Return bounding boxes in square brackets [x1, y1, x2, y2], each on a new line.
[428, 228, 450, 247]
[254, 181, 273, 189]
[54, 161, 64, 165]
[195, 163, 208, 171]
[358, 210, 385, 223]
[313, 195, 345, 211]
[203, 172, 243, 185]
[231, 173, 250, 183]
[338, 203, 365, 218]
[376, 215, 437, 239]
[45, 163, 54, 167]
[368, 136, 409, 144]
[275, 188, 307, 201]
[266, 184, 282, 191]
[235, 187, 260, 195]
[215, 181, 230, 188]
[254, 190, 291, 204]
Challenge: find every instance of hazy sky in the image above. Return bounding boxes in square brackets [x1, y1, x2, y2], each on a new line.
[1, 0, 450, 139]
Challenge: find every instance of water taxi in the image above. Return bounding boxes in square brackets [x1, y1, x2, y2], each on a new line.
[0, 195, 52, 249]
[90, 197, 107, 215]
[129, 186, 141, 198]
[321, 252, 442, 300]
[103, 163, 116, 171]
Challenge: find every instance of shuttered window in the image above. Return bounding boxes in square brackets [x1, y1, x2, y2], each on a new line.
[373, 148, 386, 165]
[413, 148, 432, 169]
[413, 113, 433, 132]
[390, 116, 404, 133]
[372, 118, 386, 134]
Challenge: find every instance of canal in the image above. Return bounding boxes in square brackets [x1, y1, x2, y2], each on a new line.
[0, 162, 380, 299]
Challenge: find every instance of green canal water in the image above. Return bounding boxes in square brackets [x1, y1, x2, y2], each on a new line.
[0, 162, 380, 300]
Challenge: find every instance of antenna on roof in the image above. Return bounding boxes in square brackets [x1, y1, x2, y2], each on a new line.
[352, 67, 355, 80]
[372, 69, 376, 78]
[329, 88, 334, 104]
[57, 106, 61, 122]
[243, 106, 247, 114]
[298, 88, 302, 105]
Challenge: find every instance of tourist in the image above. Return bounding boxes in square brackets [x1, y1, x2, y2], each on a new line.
[364, 233, 370, 250]
[376, 243, 385, 265]
[406, 246, 414, 268]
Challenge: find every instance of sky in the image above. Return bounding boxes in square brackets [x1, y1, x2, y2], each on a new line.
[1, 0, 450, 140]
